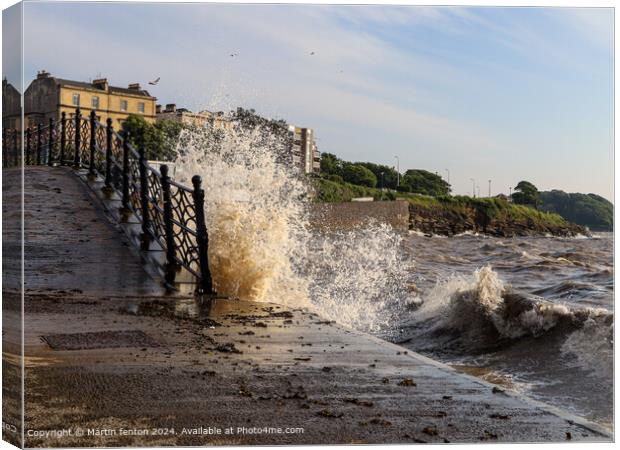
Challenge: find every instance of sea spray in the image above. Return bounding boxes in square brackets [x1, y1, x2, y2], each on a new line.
[173, 122, 310, 304]
[306, 222, 412, 332]
[172, 118, 411, 330]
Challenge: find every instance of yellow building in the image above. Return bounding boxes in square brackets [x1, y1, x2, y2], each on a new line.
[2, 78, 21, 130]
[24, 70, 157, 129]
[156, 103, 233, 131]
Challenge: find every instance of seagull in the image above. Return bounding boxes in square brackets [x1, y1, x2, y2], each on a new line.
[148, 77, 160, 85]
[230, 53, 238, 57]
[310, 51, 315, 55]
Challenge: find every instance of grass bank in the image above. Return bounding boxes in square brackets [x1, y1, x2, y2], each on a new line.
[312, 177, 587, 237]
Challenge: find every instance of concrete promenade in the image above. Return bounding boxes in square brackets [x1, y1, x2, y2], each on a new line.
[5, 167, 613, 446]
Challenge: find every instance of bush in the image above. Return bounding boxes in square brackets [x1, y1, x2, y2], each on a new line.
[342, 164, 377, 188]
[325, 174, 344, 184]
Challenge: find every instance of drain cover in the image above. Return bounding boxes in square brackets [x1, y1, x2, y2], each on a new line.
[41, 330, 160, 350]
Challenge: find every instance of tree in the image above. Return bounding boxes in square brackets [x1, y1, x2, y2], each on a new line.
[342, 163, 377, 188]
[354, 162, 399, 190]
[320, 152, 343, 177]
[512, 180, 540, 208]
[539, 190, 613, 231]
[121, 115, 183, 161]
[231, 107, 289, 139]
[401, 169, 450, 196]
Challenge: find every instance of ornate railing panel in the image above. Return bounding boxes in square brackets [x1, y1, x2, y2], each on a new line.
[1, 107, 215, 295]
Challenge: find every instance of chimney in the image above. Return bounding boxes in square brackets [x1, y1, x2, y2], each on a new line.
[165, 103, 176, 112]
[128, 83, 141, 91]
[36, 70, 51, 80]
[156, 104, 162, 114]
[92, 78, 109, 90]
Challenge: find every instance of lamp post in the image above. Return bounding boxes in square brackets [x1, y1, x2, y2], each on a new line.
[470, 178, 476, 198]
[509, 186, 512, 202]
[394, 156, 400, 187]
[488, 179, 492, 198]
[477, 185, 481, 198]
[445, 168, 450, 184]
[380, 171, 385, 200]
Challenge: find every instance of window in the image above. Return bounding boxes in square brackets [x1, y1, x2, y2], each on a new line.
[138, 102, 145, 114]
[120, 99, 127, 112]
[72, 93, 80, 106]
[92, 96, 99, 109]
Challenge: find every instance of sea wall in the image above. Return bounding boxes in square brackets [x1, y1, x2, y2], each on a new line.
[309, 200, 410, 231]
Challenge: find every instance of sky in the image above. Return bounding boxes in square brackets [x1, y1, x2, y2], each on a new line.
[11, 2, 614, 199]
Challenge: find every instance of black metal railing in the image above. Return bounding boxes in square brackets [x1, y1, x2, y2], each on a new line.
[2, 108, 215, 295]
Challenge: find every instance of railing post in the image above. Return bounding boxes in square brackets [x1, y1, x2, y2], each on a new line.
[192, 175, 215, 295]
[138, 140, 151, 250]
[2, 128, 6, 168]
[60, 112, 66, 165]
[14, 129, 19, 167]
[88, 110, 96, 177]
[160, 165, 179, 285]
[120, 130, 131, 217]
[36, 123, 42, 165]
[25, 128, 31, 166]
[73, 107, 81, 168]
[47, 118, 54, 166]
[104, 118, 113, 190]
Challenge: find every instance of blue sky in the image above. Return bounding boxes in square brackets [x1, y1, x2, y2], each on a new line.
[16, 2, 614, 199]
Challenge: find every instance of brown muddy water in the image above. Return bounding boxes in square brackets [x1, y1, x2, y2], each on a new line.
[387, 232, 613, 429]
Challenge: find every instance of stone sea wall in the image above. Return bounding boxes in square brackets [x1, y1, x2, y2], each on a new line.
[309, 200, 410, 231]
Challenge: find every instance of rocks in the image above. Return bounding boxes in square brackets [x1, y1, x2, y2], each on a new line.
[215, 343, 242, 354]
[408, 203, 588, 238]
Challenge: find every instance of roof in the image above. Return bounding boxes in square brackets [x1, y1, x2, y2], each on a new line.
[53, 77, 154, 98]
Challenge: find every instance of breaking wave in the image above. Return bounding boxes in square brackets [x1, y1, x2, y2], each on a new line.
[173, 119, 410, 331]
[407, 266, 613, 369]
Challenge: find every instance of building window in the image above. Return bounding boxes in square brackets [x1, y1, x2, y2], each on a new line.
[120, 99, 127, 112]
[92, 96, 99, 109]
[138, 102, 145, 114]
[72, 93, 80, 106]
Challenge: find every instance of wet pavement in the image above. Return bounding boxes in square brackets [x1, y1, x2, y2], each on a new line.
[4, 167, 613, 446]
[18, 166, 164, 296]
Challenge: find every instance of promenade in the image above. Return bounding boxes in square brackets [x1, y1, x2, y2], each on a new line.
[5, 167, 612, 446]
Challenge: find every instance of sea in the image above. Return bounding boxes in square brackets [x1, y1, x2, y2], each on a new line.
[391, 231, 613, 429]
[172, 120, 614, 431]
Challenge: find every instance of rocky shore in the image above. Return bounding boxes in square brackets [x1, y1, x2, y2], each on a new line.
[409, 202, 588, 238]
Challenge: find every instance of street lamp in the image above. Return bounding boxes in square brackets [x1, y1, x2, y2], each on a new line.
[470, 178, 476, 197]
[488, 179, 491, 198]
[476, 185, 480, 198]
[394, 156, 400, 187]
[444, 168, 450, 184]
[380, 171, 385, 200]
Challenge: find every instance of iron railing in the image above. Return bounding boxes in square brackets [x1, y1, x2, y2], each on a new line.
[2, 108, 215, 295]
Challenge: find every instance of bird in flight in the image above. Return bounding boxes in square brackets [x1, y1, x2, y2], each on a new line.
[148, 77, 160, 85]
[310, 51, 315, 55]
[230, 53, 238, 57]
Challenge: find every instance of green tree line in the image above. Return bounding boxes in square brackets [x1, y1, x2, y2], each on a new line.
[320, 152, 450, 196]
